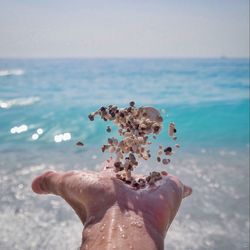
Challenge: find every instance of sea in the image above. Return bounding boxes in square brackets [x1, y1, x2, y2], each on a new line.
[0, 58, 249, 250]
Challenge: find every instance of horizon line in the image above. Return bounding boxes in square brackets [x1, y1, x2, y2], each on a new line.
[0, 56, 249, 60]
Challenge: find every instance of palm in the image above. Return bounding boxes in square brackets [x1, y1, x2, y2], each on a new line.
[32, 159, 192, 250]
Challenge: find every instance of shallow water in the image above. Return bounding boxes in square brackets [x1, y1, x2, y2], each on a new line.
[0, 58, 249, 249]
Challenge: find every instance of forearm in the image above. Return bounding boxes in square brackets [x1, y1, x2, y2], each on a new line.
[80, 207, 165, 250]
[80, 227, 164, 250]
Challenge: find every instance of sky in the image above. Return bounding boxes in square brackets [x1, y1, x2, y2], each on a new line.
[0, 0, 249, 58]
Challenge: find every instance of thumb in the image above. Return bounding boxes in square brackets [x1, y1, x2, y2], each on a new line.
[182, 184, 192, 198]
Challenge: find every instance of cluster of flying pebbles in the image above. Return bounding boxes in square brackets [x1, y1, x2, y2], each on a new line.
[87, 101, 180, 189]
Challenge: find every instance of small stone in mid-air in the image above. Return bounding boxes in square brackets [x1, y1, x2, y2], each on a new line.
[76, 141, 84, 146]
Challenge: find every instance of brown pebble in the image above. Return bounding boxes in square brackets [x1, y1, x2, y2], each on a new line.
[138, 181, 146, 188]
[155, 175, 162, 181]
[88, 114, 94, 121]
[162, 159, 170, 165]
[101, 145, 109, 153]
[89, 103, 173, 182]
[164, 147, 172, 155]
[168, 122, 175, 136]
[158, 116, 163, 122]
[129, 153, 136, 162]
[161, 171, 168, 176]
[131, 180, 140, 189]
[108, 138, 113, 144]
[153, 125, 160, 134]
[76, 141, 84, 146]
[116, 174, 122, 179]
[114, 161, 124, 171]
[158, 150, 163, 155]
[130, 101, 135, 107]
[164, 147, 172, 152]
[148, 178, 155, 186]
[127, 164, 133, 171]
[133, 161, 138, 166]
[138, 178, 145, 183]
[146, 176, 151, 183]
[125, 180, 132, 184]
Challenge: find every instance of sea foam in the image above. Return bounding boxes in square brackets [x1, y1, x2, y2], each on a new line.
[0, 69, 24, 77]
[0, 97, 40, 109]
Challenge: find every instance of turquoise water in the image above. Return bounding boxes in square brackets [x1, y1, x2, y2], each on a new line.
[0, 58, 249, 250]
[0, 59, 249, 154]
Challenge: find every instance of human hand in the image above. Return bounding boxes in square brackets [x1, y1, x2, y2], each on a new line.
[32, 159, 192, 250]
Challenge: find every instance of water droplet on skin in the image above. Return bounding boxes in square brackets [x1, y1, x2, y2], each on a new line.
[136, 222, 142, 228]
[130, 221, 142, 228]
[129, 245, 133, 249]
[102, 236, 105, 240]
[112, 246, 116, 249]
[130, 221, 136, 226]
[99, 223, 106, 232]
[121, 234, 127, 239]
[122, 224, 126, 228]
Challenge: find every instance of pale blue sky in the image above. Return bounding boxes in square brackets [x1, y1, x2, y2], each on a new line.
[0, 0, 249, 58]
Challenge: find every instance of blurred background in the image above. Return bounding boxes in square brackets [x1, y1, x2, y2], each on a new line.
[0, 1, 249, 250]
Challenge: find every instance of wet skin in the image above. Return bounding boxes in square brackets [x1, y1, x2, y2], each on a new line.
[32, 159, 192, 250]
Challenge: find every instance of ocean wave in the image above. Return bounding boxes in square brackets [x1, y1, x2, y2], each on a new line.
[0, 97, 40, 109]
[0, 69, 24, 77]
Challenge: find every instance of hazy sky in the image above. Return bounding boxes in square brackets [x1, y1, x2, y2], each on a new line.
[0, 0, 249, 58]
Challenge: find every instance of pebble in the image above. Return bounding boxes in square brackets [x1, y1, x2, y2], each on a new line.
[162, 159, 170, 165]
[164, 147, 172, 155]
[76, 141, 84, 146]
[168, 122, 175, 137]
[88, 101, 179, 189]
[88, 114, 94, 121]
[161, 171, 168, 176]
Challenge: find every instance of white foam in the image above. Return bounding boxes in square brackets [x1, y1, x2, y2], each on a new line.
[0, 69, 24, 77]
[0, 97, 40, 109]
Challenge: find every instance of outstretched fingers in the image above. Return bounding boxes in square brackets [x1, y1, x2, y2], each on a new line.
[31, 170, 91, 198]
[31, 170, 105, 205]
[32, 170, 90, 224]
[32, 170, 63, 195]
